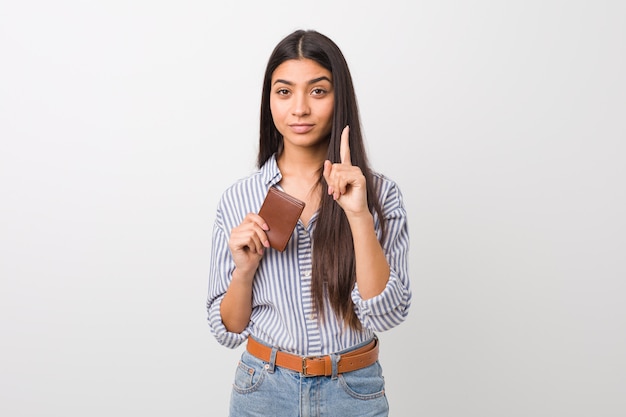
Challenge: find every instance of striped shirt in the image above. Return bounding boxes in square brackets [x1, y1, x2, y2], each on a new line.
[206, 154, 411, 356]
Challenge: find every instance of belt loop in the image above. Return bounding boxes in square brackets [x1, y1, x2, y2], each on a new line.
[330, 353, 341, 380]
[267, 347, 278, 374]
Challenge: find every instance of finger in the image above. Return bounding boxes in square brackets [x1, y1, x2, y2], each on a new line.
[340, 125, 351, 165]
[248, 213, 269, 231]
[323, 160, 333, 195]
[258, 230, 270, 249]
[248, 229, 269, 253]
[239, 214, 271, 250]
[249, 215, 271, 248]
[231, 228, 265, 254]
[250, 223, 270, 249]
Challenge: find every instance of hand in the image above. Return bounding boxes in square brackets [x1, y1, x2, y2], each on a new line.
[323, 125, 368, 215]
[228, 213, 270, 277]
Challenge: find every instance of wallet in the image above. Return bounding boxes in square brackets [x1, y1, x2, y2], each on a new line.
[258, 187, 305, 252]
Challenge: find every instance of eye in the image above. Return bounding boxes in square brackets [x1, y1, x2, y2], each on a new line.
[276, 88, 290, 96]
[311, 88, 327, 96]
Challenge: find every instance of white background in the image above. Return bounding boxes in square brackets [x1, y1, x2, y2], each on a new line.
[1, 1, 625, 416]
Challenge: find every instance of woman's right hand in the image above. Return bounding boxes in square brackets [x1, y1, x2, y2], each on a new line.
[228, 213, 270, 277]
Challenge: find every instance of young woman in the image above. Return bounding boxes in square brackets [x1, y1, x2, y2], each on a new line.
[207, 29, 411, 416]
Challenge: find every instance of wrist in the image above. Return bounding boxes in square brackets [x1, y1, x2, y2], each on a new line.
[346, 211, 378, 238]
[232, 267, 256, 285]
[345, 210, 374, 225]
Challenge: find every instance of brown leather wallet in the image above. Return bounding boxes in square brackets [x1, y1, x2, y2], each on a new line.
[258, 187, 305, 252]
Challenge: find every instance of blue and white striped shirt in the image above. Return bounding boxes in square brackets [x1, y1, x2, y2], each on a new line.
[206, 154, 411, 356]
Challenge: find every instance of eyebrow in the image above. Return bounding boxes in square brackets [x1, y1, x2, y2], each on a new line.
[273, 76, 332, 86]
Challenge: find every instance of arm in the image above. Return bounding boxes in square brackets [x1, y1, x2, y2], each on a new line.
[323, 126, 411, 329]
[345, 211, 390, 299]
[206, 205, 270, 347]
[351, 193, 411, 331]
[220, 212, 269, 333]
[323, 125, 389, 299]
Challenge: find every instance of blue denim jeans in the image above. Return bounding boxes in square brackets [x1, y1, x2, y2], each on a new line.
[229, 340, 389, 417]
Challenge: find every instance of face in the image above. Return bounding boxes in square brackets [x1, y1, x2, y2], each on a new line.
[270, 58, 334, 152]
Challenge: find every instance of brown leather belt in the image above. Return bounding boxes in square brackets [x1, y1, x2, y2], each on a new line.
[246, 336, 379, 376]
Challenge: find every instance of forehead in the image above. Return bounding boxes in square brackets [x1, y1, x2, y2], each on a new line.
[271, 58, 332, 83]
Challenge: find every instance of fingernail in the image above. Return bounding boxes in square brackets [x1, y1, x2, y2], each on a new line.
[262, 223, 269, 231]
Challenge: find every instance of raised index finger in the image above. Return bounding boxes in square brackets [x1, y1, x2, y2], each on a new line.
[340, 125, 351, 165]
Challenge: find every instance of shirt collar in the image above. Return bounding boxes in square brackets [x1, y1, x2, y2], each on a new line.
[260, 153, 282, 186]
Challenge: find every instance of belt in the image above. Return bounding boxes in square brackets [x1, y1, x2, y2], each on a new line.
[246, 336, 379, 376]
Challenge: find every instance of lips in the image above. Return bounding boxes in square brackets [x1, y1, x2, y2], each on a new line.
[289, 124, 314, 134]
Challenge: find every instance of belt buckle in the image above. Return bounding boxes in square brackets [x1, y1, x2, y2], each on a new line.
[301, 355, 318, 376]
[301, 357, 307, 375]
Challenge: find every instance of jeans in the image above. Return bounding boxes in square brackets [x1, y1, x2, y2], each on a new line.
[229, 341, 389, 417]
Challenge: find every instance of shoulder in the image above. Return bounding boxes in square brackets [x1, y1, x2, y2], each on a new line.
[218, 170, 266, 209]
[369, 170, 406, 215]
[217, 156, 279, 214]
[370, 170, 404, 200]
[213, 171, 266, 230]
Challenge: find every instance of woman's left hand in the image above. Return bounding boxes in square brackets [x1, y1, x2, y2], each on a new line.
[323, 125, 368, 216]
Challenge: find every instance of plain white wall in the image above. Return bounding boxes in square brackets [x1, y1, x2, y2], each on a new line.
[1, 1, 624, 416]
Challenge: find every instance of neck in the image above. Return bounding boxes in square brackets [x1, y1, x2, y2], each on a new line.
[276, 146, 326, 179]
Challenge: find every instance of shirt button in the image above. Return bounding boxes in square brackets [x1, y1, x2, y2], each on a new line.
[303, 271, 311, 277]
[309, 314, 316, 320]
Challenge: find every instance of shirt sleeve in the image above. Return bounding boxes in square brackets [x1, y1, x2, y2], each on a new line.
[351, 180, 412, 331]
[206, 204, 250, 349]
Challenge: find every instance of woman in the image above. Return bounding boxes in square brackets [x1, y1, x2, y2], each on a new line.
[207, 29, 411, 416]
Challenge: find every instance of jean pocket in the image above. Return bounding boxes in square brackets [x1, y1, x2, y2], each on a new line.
[232, 354, 267, 394]
[338, 361, 386, 400]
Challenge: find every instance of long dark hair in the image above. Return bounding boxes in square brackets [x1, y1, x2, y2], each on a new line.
[257, 30, 385, 330]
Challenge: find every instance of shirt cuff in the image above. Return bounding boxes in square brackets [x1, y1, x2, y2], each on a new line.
[351, 273, 410, 325]
[207, 295, 249, 349]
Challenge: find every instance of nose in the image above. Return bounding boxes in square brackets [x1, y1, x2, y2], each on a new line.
[291, 94, 310, 117]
